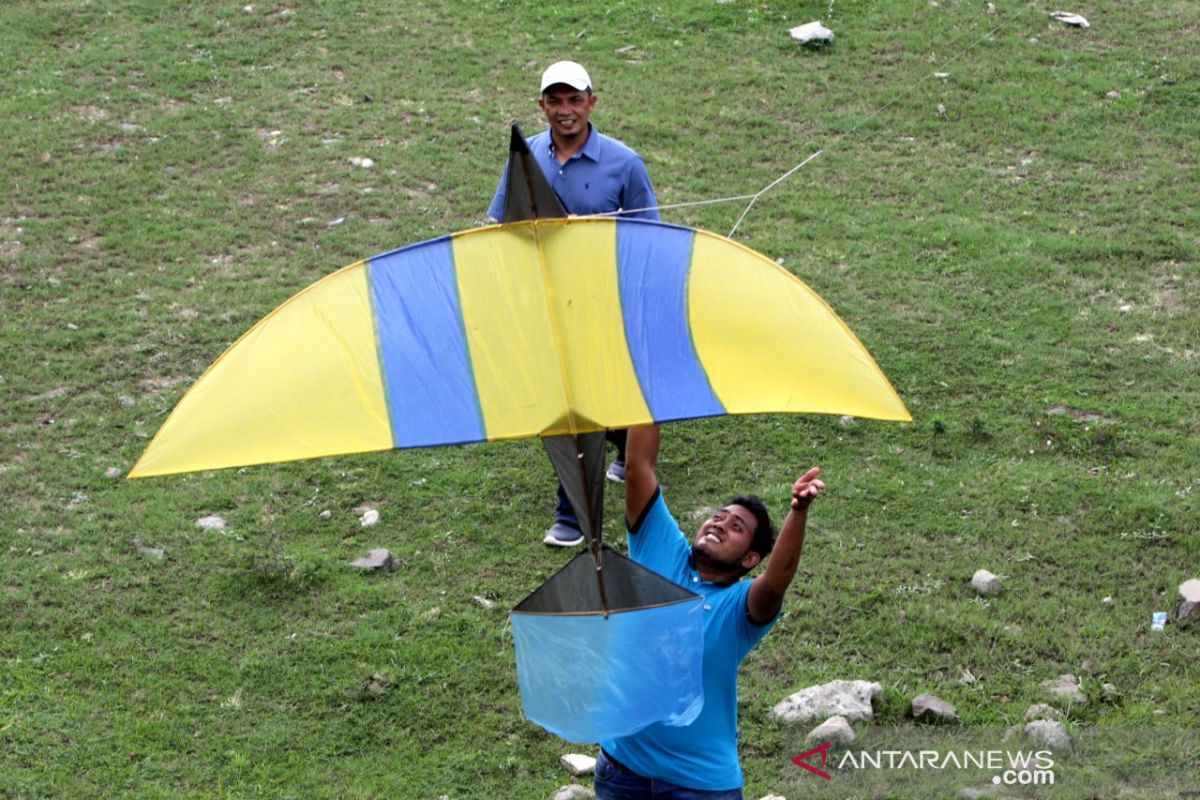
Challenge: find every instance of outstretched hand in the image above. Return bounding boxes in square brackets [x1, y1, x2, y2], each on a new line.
[790, 467, 825, 511]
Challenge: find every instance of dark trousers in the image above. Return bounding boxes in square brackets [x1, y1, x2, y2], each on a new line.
[554, 428, 627, 529]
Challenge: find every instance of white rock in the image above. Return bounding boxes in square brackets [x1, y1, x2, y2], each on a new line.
[1106, 90, 1120, 99]
[838, 415, 856, 427]
[560, 753, 596, 775]
[1118, 303, 1133, 313]
[1024, 703, 1062, 722]
[1024, 719, 1072, 750]
[1049, 11, 1090, 28]
[788, 21, 834, 45]
[349, 156, 375, 169]
[327, 217, 345, 228]
[772, 680, 881, 724]
[805, 715, 855, 746]
[350, 548, 393, 570]
[552, 785, 594, 800]
[105, 467, 123, 479]
[1041, 674, 1087, 705]
[912, 693, 959, 723]
[134, 538, 165, 560]
[760, 795, 788, 800]
[1101, 595, 1114, 605]
[318, 509, 333, 521]
[936, 103, 948, 117]
[971, 569, 1003, 597]
[1177, 579, 1200, 625]
[359, 509, 380, 527]
[196, 515, 227, 531]
[473, 595, 496, 611]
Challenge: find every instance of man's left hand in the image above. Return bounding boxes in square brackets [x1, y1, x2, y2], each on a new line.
[790, 467, 825, 511]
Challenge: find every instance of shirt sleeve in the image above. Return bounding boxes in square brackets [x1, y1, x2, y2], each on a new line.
[627, 489, 690, 575]
[486, 165, 507, 221]
[621, 156, 659, 221]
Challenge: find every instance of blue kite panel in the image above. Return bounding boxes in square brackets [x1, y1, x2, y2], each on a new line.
[511, 598, 705, 743]
[616, 221, 725, 421]
[368, 239, 486, 447]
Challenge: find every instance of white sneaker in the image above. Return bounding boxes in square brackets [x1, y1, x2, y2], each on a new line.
[606, 460, 626, 484]
[543, 522, 584, 547]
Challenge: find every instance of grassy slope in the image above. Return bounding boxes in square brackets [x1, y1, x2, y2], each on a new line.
[1, 1, 1196, 798]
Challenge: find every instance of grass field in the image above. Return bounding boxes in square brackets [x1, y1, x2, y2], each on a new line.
[2, 1, 1197, 798]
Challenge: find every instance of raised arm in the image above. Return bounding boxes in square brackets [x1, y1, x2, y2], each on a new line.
[746, 468, 824, 625]
[624, 424, 661, 528]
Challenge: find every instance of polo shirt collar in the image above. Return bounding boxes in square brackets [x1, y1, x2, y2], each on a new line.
[547, 123, 600, 163]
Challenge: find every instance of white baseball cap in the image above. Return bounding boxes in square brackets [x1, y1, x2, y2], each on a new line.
[540, 60, 592, 93]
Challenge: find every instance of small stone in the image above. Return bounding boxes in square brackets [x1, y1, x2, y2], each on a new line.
[912, 693, 959, 723]
[772, 680, 881, 724]
[934, 72, 950, 79]
[1049, 11, 1090, 28]
[318, 509, 332, 521]
[1024, 719, 1071, 751]
[971, 569, 1002, 597]
[1041, 674, 1087, 705]
[133, 538, 165, 560]
[1102, 595, 1114, 605]
[1118, 304, 1133, 313]
[196, 515, 227, 531]
[936, 103, 948, 118]
[105, 467, 123, 479]
[473, 595, 496, 611]
[349, 156, 375, 169]
[560, 753, 596, 775]
[552, 785, 594, 800]
[350, 548, 393, 570]
[1101, 683, 1120, 701]
[327, 217, 345, 228]
[119, 395, 137, 407]
[788, 21, 835, 45]
[1024, 703, 1062, 722]
[359, 509, 380, 527]
[805, 715, 855, 746]
[839, 415, 856, 427]
[1176, 579, 1200, 626]
[760, 796, 787, 800]
[1106, 90, 1120, 99]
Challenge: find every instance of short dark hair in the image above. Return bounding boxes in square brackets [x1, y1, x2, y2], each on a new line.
[730, 495, 775, 558]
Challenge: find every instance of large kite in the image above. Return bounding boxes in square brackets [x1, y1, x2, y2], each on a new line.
[131, 125, 910, 742]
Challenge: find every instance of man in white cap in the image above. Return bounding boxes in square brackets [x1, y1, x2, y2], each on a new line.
[488, 60, 661, 547]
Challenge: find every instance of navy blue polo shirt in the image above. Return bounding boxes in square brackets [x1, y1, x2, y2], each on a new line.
[487, 124, 659, 221]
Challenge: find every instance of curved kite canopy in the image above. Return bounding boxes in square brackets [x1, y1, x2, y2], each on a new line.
[129, 217, 909, 478]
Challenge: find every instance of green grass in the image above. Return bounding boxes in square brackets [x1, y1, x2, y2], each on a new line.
[2, 1, 1197, 798]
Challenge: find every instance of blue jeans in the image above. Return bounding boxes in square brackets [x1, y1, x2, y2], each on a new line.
[594, 750, 743, 800]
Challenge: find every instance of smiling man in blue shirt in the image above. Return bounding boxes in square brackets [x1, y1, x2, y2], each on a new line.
[595, 424, 825, 799]
[488, 60, 660, 547]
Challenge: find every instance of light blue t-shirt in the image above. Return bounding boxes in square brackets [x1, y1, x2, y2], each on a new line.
[601, 488, 777, 791]
[487, 125, 659, 221]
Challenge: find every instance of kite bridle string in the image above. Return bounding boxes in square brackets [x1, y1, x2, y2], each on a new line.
[579, 2, 1046, 236]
